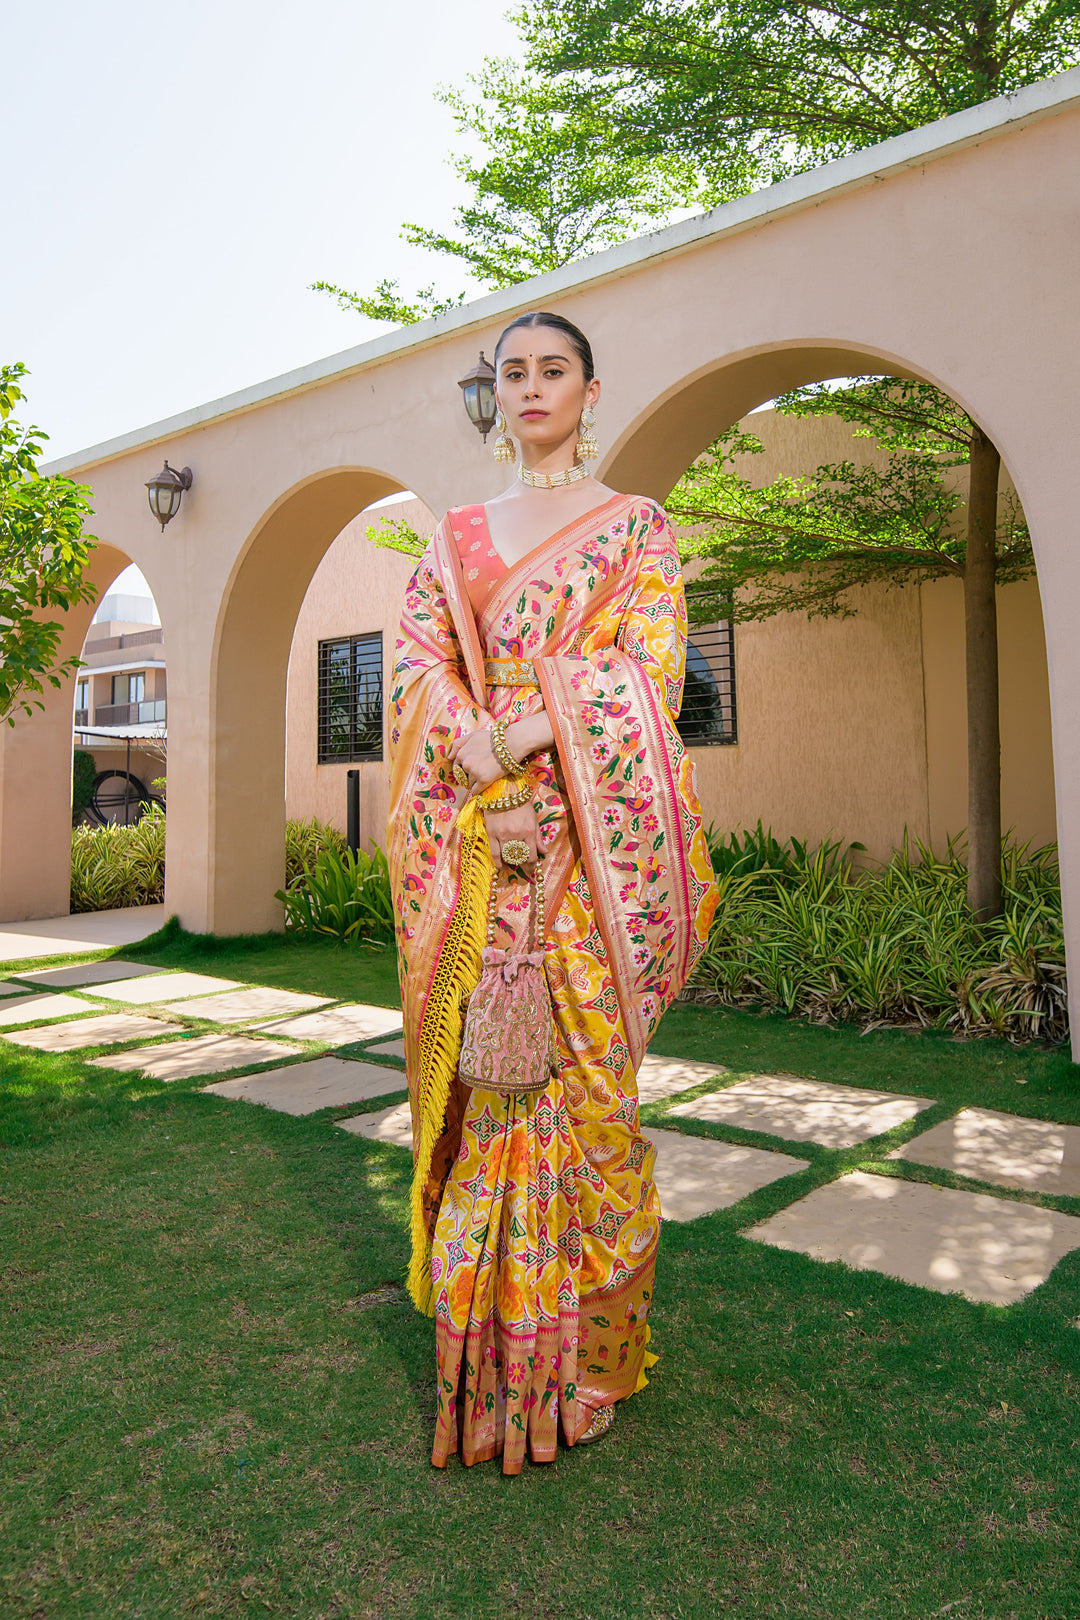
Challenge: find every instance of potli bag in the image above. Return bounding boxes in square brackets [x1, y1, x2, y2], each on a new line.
[458, 862, 558, 1097]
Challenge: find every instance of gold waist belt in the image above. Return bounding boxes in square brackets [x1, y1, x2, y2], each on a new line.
[484, 656, 539, 687]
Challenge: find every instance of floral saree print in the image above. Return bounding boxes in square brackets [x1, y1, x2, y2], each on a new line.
[386, 492, 719, 1474]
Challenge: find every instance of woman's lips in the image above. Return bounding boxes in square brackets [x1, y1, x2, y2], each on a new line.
[519, 410, 548, 420]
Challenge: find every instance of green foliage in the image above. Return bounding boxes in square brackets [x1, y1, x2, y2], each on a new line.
[672, 378, 1034, 624]
[519, 0, 1080, 199]
[0, 363, 98, 724]
[284, 816, 347, 889]
[276, 844, 394, 946]
[690, 827, 1066, 1042]
[71, 749, 96, 824]
[313, 59, 699, 322]
[363, 514, 428, 561]
[70, 806, 166, 913]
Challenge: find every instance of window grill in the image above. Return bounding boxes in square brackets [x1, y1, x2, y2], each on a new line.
[678, 619, 737, 747]
[318, 633, 384, 763]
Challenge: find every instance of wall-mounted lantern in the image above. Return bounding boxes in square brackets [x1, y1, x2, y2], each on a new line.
[145, 460, 193, 530]
[457, 352, 497, 441]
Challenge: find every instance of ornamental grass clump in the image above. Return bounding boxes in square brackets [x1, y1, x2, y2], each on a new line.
[687, 824, 1066, 1043]
[70, 805, 166, 912]
[275, 843, 394, 946]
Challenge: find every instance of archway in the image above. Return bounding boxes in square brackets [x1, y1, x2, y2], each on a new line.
[0, 542, 148, 921]
[163, 466, 412, 935]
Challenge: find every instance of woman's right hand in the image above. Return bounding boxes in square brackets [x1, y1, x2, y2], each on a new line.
[448, 726, 504, 792]
[485, 804, 541, 869]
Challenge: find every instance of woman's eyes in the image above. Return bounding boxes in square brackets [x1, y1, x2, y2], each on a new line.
[504, 368, 565, 380]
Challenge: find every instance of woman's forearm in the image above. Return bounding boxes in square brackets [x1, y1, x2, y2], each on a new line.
[506, 708, 555, 764]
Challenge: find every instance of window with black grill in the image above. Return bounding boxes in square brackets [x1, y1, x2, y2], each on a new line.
[677, 620, 737, 746]
[317, 633, 384, 763]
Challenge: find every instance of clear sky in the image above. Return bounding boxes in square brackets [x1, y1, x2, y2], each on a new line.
[6, 0, 520, 462]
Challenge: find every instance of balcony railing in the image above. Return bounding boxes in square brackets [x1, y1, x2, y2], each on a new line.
[74, 709, 89, 728]
[92, 699, 166, 727]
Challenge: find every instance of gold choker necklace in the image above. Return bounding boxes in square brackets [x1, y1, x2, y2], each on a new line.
[518, 462, 589, 489]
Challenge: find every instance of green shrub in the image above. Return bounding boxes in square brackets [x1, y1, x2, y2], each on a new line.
[72, 749, 96, 823]
[70, 806, 166, 912]
[687, 827, 1066, 1043]
[275, 844, 393, 945]
[284, 816, 347, 889]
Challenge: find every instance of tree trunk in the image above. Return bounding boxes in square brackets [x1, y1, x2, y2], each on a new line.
[964, 425, 1002, 918]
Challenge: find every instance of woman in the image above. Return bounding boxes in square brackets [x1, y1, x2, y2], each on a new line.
[387, 311, 718, 1474]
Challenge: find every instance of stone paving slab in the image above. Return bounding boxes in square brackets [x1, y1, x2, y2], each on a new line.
[15, 960, 161, 989]
[889, 1107, 1080, 1196]
[365, 1037, 406, 1060]
[4, 1012, 178, 1051]
[88, 1033, 300, 1081]
[258, 1004, 404, 1043]
[90, 971, 244, 1004]
[745, 1169, 1080, 1306]
[204, 1056, 406, 1115]
[0, 992, 100, 1028]
[158, 986, 333, 1023]
[669, 1074, 934, 1149]
[636, 1053, 727, 1104]
[642, 1127, 809, 1221]
[0, 904, 166, 964]
[337, 1100, 414, 1146]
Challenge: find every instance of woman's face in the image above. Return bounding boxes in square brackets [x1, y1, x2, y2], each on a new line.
[495, 326, 600, 458]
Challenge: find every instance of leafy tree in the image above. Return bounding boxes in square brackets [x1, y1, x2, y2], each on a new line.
[518, 0, 1080, 200]
[0, 364, 97, 726]
[671, 378, 1032, 917]
[312, 60, 699, 324]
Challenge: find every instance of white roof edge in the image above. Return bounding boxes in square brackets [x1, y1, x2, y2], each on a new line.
[44, 65, 1080, 478]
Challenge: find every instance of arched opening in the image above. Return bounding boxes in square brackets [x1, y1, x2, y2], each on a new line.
[164, 466, 414, 935]
[0, 542, 151, 922]
[601, 341, 1053, 875]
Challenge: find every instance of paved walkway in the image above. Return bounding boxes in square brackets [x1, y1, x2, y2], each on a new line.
[0, 905, 166, 963]
[4, 943, 1080, 1310]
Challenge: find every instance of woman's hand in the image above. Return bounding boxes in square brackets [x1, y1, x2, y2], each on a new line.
[485, 805, 541, 869]
[447, 726, 503, 792]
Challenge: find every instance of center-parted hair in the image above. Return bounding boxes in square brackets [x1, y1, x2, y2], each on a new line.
[493, 311, 595, 383]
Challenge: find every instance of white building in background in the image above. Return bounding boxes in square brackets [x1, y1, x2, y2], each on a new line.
[73, 591, 167, 823]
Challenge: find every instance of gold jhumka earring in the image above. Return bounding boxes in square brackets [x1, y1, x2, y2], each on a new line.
[492, 409, 516, 464]
[575, 404, 599, 463]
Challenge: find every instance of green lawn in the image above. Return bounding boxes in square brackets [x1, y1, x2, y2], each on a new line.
[3, 931, 1080, 1619]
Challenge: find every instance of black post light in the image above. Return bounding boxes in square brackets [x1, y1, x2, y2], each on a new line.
[145, 460, 193, 531]
[457, 352, 497, 441]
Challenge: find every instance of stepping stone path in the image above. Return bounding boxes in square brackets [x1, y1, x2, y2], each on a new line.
[16, 960, 164, 989]
[889, 1107, 1080, 1197]
[5, 1012, 177, 1051]
[643, 1128, 809, 1221]
[6, 949, 1080, 1310]
[669, 1073, 934, 1148]
[746, 1169, 1080, 1306]
[205, 1056, 406, 1115]
[0, 992, 100, 1028]
[91, 971, 243, 1004]
[157, 986, 332, 1023]
[89, 1033, 301, 1081]
[257, 1005, 404, 1042]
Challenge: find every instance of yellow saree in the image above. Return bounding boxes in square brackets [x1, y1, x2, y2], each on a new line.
[386, 493, 718, 1473]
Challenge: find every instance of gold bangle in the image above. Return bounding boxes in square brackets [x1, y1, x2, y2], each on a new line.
[490, 718, 527, 777]
[482, 784, 534, 812]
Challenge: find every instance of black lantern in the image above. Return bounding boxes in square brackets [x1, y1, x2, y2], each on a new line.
[145, 460, 193, 530]
[457, 351, 497, 440]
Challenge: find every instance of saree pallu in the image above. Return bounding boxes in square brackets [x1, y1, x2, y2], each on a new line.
[386, 493, 719, 1474]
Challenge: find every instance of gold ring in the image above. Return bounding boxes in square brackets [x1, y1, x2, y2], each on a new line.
[500, 839, 530, 865]
[452, 762, 470, 787]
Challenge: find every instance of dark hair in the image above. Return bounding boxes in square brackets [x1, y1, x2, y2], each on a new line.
[493, 311, 595, 382]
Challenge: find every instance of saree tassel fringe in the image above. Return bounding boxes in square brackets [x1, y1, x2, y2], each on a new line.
[406, 792, 494, 1313]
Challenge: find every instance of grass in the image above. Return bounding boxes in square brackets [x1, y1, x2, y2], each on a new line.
[3, 930, 1080, 1618]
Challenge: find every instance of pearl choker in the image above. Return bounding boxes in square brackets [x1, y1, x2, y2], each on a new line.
[517, 462, 589, 489]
